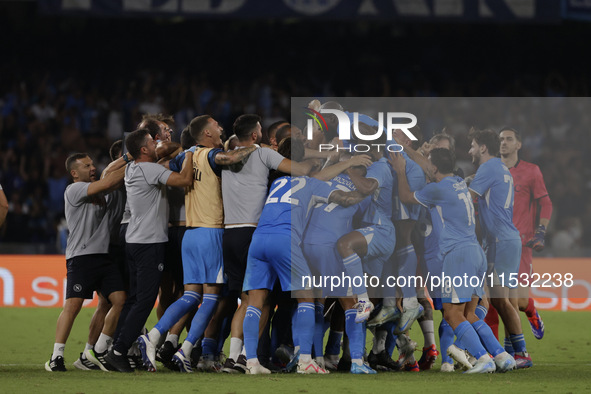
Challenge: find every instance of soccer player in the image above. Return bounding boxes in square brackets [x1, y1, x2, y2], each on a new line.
[391, 148, 515, 374]
[302, 162, 377, 374]
[468, 129, 532, 369]
[498, 127, 552, 340]
[136, 115, 258, 373]
[220, 114, 312, 373]
[104, 128, 193, 373]
[45, 153, 127, 372]
[241, 138, 369, 374]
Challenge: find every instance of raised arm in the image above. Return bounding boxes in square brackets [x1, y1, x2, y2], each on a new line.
[328, 190, 367, 207]
[389, 152, 419, 205]
[402, 143, 436, 182]
[88, 166, 126, 196]
[313, 155, 372, 182]
[214, 145, 257, 166]
[276, 158, 315, 176]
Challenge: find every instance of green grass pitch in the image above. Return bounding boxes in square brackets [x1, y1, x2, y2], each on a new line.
[1, 308, 590, 393]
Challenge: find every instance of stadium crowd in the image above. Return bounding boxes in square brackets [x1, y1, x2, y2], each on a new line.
[0, 67, 588, 254]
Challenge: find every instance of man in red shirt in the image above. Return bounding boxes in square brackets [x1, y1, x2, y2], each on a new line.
[485, 127, 552, 346]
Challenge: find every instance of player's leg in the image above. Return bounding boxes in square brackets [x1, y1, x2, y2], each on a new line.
[394, 219, 422, 331]
[74, 293, 110, 371]
[174, 283, 223, 372]
[47, 255, 95, 372]
[518, 246, 544, 339]
[336, 229, 370, 312]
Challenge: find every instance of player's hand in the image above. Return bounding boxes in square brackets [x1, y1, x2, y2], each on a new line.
[420, 142, 433, 156]
[525, 225, 546, 252]
[308, 99, 321, 111]
[388, 152, 406, 173]
[349, 154, 372, 168]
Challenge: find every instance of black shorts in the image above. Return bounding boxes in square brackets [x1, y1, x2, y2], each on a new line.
[164, 226, 186, 288]
[223, 227, 256, 295]
[66, 254, 125, 299]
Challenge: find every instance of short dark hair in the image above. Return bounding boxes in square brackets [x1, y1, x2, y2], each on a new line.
[125, 128, 150, 159]
[429, 148, 455, 175]
[109, 140, 123, 161]
[278, 137, 305, 163]
[233, 114, 261, 141]
[180, 127, 196, 150]
[188, 115, 212, 141]
[65, 153, 89, 174]
[265, 120, 288, 144]
[137, 118, 161, 139]
[275, 124, 292, 146]
[469, 129, 500, 157]
[499, 127, 522, 142]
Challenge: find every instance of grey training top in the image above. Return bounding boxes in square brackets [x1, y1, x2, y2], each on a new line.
[125, 161, 172, 244]
[222, 147, 285, 225]
[64, 182, 111, 259]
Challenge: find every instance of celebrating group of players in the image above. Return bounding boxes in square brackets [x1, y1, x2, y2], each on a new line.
[45, 99, 552, 375]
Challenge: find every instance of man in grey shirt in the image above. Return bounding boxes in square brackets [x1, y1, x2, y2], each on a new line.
[45, 153, 127, 372]
[220, 115, 312, 372]
[105, 128, 194, 372]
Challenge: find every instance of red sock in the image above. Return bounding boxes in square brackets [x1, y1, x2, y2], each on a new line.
[524, 298, 536, 318]
[484, 304, 499, 340]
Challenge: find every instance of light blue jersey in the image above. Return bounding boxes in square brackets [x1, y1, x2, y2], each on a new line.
[256, 176, 333, 240]
[243, 176, 333, 292]
[468, 158, 520, 243]
[414, 176, 479, 254]
[414, 176, 486, 303]
[303, 174, 363, 245]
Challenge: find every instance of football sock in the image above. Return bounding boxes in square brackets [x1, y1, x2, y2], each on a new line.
[509, 333, 527, 355]
[166, 333, 179, 348]
[504, 337, 515, 356]
[454, 321, 487, 360]
[472, 320, 504, 357]
[313, 302, 325, 358]
[342, 253, 367, 296]
[229, 337, 243, 362]
[243, 306, 262, 361]
[345, 309, 364, 361]
[94, 333, 112, 354]
[475, 304, 488, 321]
[420, 319, 436, 347]
[296, 302, 315, 358]
[524, 298, 536, 318]
[325, 330, 343, 357]
[184, 294, 219, 347]
[53, 343, 65, 358]
[484, 304, 499, 340]
[439, 319, 454, 364]
[201, 337, 217, 357]
[153, 291, 201, 341]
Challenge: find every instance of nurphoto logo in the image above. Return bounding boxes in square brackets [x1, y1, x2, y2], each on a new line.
[304, 108, 418, 153]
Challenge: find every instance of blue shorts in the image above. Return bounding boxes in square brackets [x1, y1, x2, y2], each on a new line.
[303, 242, 349, 297]
[441, 244, 486, 304]
[394, 161, 426, 221]
[243, 233, 310, 292]
[181, 227, 225, 285]
[485, 238, 522, 289]
[355, 224, 395, 260]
